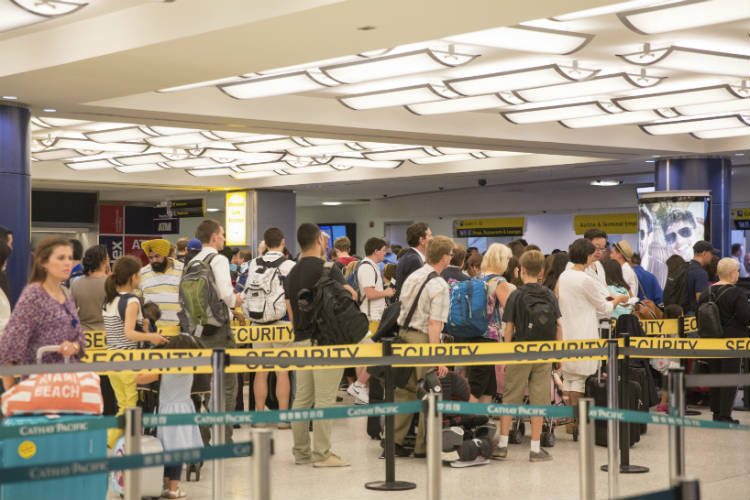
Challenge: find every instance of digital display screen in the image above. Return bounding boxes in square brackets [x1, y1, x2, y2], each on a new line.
[637, 193, 710, 287]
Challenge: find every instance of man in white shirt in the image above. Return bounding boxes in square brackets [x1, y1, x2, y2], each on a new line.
[347, 237, 395, 404]
[731, 244, 749, 278]
[247, 227, 296, 421]
[611, 240, 640, 297]
[185, 219, 242, 443]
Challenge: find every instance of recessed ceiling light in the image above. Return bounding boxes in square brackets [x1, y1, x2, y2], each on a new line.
[590, 179, 622, 186]
[42, 109, 56, 113]
[736, 153, 746, 156]
[322, 201, 342, 206]
[206, 208, 220, 212]
[2, 96, 18, 100]
[645, 160, 655, 163]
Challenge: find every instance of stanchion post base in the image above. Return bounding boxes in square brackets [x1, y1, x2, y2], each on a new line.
[684, 409, 701, 416]
[600, 464, 650, 474]
[365, 480, 417, 491]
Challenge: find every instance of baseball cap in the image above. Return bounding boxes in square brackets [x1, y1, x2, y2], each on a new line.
[692, 240, 719, 255]
[187, 238, 202, 251]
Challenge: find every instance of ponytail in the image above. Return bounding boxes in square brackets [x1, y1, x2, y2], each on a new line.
[104, 255, 142, 304]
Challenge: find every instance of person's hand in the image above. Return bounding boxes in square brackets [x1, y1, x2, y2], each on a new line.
[616, 294, 629, 305]
[234, 293, 243, 308]
[384, 287, 395, 298]
[436, 365, 448, 377]
[233, 310, 247, 326]
[151, 334, 169, 346]
[58, 342, 80, 358]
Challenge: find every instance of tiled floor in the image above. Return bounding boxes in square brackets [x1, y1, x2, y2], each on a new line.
[114, 389, 750, 500]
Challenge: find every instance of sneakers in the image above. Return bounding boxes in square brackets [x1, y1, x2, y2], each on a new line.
[491, 446, 507, 460]
[313, 453, 350, 468]
[347, 382, 369, 405]
[529, 448, 553, 462]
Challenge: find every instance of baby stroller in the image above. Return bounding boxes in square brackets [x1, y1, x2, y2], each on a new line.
[507, 369, 568, 448]
[417, 369, 498, 468]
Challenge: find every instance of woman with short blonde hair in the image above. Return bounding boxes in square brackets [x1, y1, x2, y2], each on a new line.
[481, 243, 512, 275]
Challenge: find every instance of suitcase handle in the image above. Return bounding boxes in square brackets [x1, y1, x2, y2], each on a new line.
[36, 345, 71, 364]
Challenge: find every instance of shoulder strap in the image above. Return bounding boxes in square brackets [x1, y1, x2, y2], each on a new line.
[403, 271, 438, 330]
[117, 293, 139, 323]
[256, 256, 285, 269]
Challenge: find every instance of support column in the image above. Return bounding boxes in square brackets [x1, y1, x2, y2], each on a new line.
[0, 104, 31, 304]
[655, 158, 731, 256]
[253, 190, 296, 254]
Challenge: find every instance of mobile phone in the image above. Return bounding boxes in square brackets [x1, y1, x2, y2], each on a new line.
[606, 296, 614, 301]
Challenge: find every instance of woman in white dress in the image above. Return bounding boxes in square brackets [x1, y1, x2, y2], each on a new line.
[556, 238, 629, 413]
[135, 334, 203, 499]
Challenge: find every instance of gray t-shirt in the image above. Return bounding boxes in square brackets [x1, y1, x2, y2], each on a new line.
[70, 276, 107, 331]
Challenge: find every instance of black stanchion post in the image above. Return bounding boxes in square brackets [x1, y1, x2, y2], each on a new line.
[676, 477, 700, 500]
[600, 339, 618, 500]
[618, 332, 649, 474]
[679, 316, 701, 416]
[668, 367, 686, 486]
[365, 338, 416, 491]
[211, 348, 227, 500]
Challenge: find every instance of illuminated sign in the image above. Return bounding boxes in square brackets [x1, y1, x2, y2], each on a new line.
[453, 217, 525, 237]
[225, 192, 247, 245]
[574, 213, 637, 235]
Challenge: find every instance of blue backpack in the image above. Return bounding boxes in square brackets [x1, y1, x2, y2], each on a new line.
[346, 260, 377, 305]
[445, 274, 502, 338]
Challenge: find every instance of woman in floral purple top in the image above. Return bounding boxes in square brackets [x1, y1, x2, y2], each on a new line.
[0, 237, 85, 390]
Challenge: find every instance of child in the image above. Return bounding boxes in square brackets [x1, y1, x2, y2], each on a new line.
[143, 301, 161, 334]
[135, 334, 203, 499]
[602, 260, 633, 319]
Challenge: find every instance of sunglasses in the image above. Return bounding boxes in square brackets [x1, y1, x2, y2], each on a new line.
[665, 227, 692, 244]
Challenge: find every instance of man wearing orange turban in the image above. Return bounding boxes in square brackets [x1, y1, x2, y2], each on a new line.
[139, 239, 184, 330]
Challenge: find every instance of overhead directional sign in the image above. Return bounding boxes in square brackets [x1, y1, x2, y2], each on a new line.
[453, 217, 525, 237]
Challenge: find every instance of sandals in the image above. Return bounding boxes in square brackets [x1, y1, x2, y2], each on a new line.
[163, 488, 187, 499]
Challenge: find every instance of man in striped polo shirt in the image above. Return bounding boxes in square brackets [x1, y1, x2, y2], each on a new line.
[139, 238, 184, 332]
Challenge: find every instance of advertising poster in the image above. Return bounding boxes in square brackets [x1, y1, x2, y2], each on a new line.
[637, 192, 710, 288]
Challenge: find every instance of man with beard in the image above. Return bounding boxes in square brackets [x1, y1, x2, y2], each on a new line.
[139, 238, 184, 331]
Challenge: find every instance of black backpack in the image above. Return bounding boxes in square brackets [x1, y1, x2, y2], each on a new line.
[298, 263, 370, 346]
[696, 285, 733, 338]
[512, 285, 558, 342]
[372, 271, 438, 341]
[663, 261, 690, 309]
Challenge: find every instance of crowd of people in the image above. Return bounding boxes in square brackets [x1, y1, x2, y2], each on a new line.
[0, 220, 748, 489]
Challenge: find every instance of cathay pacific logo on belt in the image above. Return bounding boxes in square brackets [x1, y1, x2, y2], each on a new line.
[346, 405, 401, 417]
[486, 405, 549, 417]
[19, 421, 90, 436]
[194, 414, 254, 425]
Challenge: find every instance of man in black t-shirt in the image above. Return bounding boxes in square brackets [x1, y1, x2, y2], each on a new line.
[284, 223, 356, 468]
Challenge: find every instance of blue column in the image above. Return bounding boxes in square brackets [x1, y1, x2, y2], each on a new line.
[0, 104, 31, 304]
[654, 157, 731, 256]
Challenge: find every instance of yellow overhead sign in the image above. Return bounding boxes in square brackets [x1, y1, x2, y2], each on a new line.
[225, 191, 247, 246]
[732, 208, 750, 220]
[574, 213, 637, 235]
[454, 217, 525, 237]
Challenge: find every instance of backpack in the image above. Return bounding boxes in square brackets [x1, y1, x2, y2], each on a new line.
[116, 293, 145, 333]
[241, 256, 287, 323]
[297, 263, 370, 346]
[178, 253, 229, 330]
[512, 285, 558, 342]
[445, 274, 499, 338]
[696, 285, 733, 339]
[662, 261, 690, 309]
[346, 260, 378, 306]
[371, 272, 439, 341]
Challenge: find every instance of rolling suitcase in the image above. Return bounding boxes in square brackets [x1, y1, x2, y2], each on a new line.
[585, 373, 642, 448]
[111, 435, 165, 499]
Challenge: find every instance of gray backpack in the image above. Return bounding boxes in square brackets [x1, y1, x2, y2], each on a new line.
[178, 253, 229, 331]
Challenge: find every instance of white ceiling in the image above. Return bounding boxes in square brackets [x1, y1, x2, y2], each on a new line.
[1, 0, 747, 203]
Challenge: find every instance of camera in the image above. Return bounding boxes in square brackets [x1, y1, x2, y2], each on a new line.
[477, 178, 487, 187]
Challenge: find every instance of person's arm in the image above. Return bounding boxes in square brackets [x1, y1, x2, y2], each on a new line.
[503, 321, 514, 343]
[494, 281, 513, 308]
[363, 265, 394, 300]
[428, 319, 448, 376]
[134, 373, 159, 384]
[584, 280, 617, 316]
[123, 300, 167, 345]
[0, 287, 41, 389]
[285, 299, 294, 326]
[329, 262, 358, 301]
[692, 270, 708, 305]
[211, 253, 240, 308]
[732, 289, 750, 327]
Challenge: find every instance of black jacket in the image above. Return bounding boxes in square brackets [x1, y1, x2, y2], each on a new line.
[395, 248, 423, 299]
[697, 284, 750, 338]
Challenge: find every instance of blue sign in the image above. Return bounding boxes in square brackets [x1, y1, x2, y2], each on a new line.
[99, 235, 125, 260]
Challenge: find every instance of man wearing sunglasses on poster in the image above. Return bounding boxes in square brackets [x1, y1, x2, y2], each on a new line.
[662, 210, 699, 262]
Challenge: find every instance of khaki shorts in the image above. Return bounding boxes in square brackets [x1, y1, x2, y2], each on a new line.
[503, 363, 551, 406]
[562, 372, 588, 394]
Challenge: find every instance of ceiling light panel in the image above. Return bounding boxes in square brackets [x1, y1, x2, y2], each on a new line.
[113, 153, 169, 166]
[640, 114, 750, 135]
[187, 167, 237, 177]
[329, 157, 403, 169]
[236, 162, 289, 172]
[617, 46, 750, 78]
[320, 49, 477, 84]
[148, 126, 199, 135]
[406, 94, 509, 115]
[340, 85, 456, 110]
[673, 97, 750, 116]
[445, 25, 594, 55]
[692, 126, 750, 138]
[364, 148, 438, 161]
[232, 171, 279, 180]
[200, 149, 283, 163]
[236, 137, 308, 153]
[218, 71, 335, 99]
[166, 158, 219, 168]
[33, 149, 81, 161]
[562, 110, 662, 128]
[287, 143, 356, 156]
[502, 102, 611, 124]
[146, 133, 214, 147]
[618, 0, 750, 34]
[54, 138, 148, 153]
[412, 153, 478, 164]
[614, 84, 749, 111]
[1, 1, 88, 33]
[552, 0, 677, 21]
[115, 164, 165, 173]
[445, 64, 598, 96]
[86, 126, 154, 143]
[516, 73, 664, 102]
[65, 159, 116, 171]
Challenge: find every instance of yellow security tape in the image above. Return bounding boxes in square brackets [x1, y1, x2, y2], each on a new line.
[609, 316, 697, 336]
[78, 337, 749, 374]
[84, 323, 294, 351]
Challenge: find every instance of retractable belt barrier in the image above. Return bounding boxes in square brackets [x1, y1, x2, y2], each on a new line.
[83, 316, 698, 351]
[0, 441, 252, 485]
[3, 401, 748, 440]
